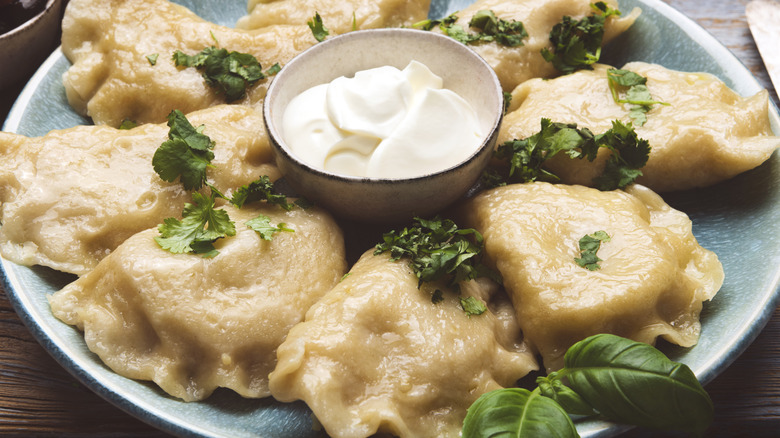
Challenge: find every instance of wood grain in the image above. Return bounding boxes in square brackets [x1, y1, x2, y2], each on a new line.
[1, 0, 779, 436]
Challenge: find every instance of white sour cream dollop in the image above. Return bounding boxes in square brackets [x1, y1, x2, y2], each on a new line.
[281, 61, 484, 178]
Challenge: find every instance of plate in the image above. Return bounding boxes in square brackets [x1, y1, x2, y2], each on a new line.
[2, 0, 780, 437]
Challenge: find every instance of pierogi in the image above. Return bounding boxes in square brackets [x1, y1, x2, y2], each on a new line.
[61, 0, 431, 127]
[238, 0, 431, 34]
[270, 251, 537, 438]
[458, 182, 724, 370]
[501, 62, 780, 192]
[436, 0, 640, 91]
[49, 203, 347, 402]
[0, 105, 278, 275]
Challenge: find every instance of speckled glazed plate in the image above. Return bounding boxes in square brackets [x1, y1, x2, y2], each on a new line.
[2, 0, 779, 437]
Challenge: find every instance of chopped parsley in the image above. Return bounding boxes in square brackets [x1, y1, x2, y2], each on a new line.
[154, 191, 236, 257]
[308, 12, 329, 42]
[607, 68, 669, 126]
[485, 118, 650, 191]
[541, 2, 621, 74]
[460, 296, 488, 316]
[574, 230, 611, 270]
[146, 53, 159, 65]
[152, 110, 215, 191]
[245, 214, 294, 240]
[118, 119, 137, 130]
[414, 10, 527, 47]
[229, 175, 295, 210]
[173, 46, 268, 102]
[374, 217, 499, 315]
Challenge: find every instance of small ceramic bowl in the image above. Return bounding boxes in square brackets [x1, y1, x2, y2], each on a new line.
[0, 0, 63, 90]
[264, 28, 504, 223]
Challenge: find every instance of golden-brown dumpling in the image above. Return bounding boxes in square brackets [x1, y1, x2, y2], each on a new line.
[435, 0, 640, 91]
[501, 62, 780, 191]
[0, 105, 278, 275]
[270, 251, 537, 438]
[459, 182, 723, 370]
[49, 203, 347, 402]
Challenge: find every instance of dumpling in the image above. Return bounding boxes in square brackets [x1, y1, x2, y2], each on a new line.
[62, 0, 316, 126]
[238, 0, 431, 34]
[458, 182, 724, 370]
[48, 203, 347, 402]
[501, 62, 780, 192]
[0, 105, 278, 275]
[435, 0, 640, 91]
[270, 251, 537, 438]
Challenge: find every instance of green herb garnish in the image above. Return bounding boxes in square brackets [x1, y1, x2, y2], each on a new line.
[146, 53, 159, 65]
[152, 110, 215, 190]
[246, 214, 294, 240]
[415, 10, 527, 47]
[459, 296, 488, 316]
[118, 119, 137, 130]
[308, 12, 329, 42]
[540, 2, 621, 74]
[462, 334, 713, 437]
[606, 68, 669, 126]
[374, 217, 499, 314]
[574, 230, 610, 270]
[154, 191, 236, 257]
[486, 118, 650, 191]
[229, 175, 295, 210]
[173, 46, 267, 102]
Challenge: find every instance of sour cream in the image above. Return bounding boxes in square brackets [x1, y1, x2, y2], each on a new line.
[281, 61, 484, 178]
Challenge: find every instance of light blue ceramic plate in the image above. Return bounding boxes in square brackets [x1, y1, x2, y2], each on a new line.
[2, 0, 779, 437]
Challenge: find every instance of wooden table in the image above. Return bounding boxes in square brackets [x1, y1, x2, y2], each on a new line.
[1, 0, 779, 436]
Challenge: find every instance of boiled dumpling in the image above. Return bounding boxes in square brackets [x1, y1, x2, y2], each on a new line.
[238, 0, 430, 34]
[49, 203, 347, 401]
[458, 182, 724, 370]
[0, 105, 278, 275]
[434, 0, 640, 91]
[501, 62, 780, 191]
[269, 251, 537, 438]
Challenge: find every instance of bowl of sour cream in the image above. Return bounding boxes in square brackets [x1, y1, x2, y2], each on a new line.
[264, 28, 504, 223]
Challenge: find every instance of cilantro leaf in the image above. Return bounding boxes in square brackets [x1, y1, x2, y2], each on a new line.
[152, 110, 215, 190]
[574, 230, 611, 270]
[229, 176, 295, 210]
[308, 12, 329, 42]
[606, 68, 669, 126]
[155, 191, 236, 257]
[374, 217, 500, 315]
[146, 53, 159, 65]
[173, 46, 267, 102]
[487, 118, 650, 191]
[246, 214, 294, 240]
[541, 2, 621, 74]
[118, 119, 137, 130]
[415, 10, 527, 47]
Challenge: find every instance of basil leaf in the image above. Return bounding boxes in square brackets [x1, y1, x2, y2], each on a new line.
[537, 373, 596, 416]
[462, 388, 578, 438]
[562, 334, 714, 434]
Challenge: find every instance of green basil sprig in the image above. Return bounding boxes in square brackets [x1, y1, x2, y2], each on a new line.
[463, 334, 713, 437]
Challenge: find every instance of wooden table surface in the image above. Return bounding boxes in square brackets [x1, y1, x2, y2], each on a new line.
[1, 0, 779, 436]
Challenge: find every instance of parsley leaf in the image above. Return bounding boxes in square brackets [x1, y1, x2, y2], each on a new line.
[460, 296, 488, 316]
[245, 214, 294, 240]
[118, 119, 137, 130]
[308, 12, 329, 42]
[486, 118, 650, 191]
[155, 191, 236, 257]
[541, 2, 621, 74]
[415, 10, 527, 47]
[146, 53, 159, 65]
[152, 110, 215, 190]
[173, 46, 267, 102]
[374, 217, 500, 315]
[229, 176, 295, 210]
[574, 230, 611, 270]
[606, 68, 669, 126]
